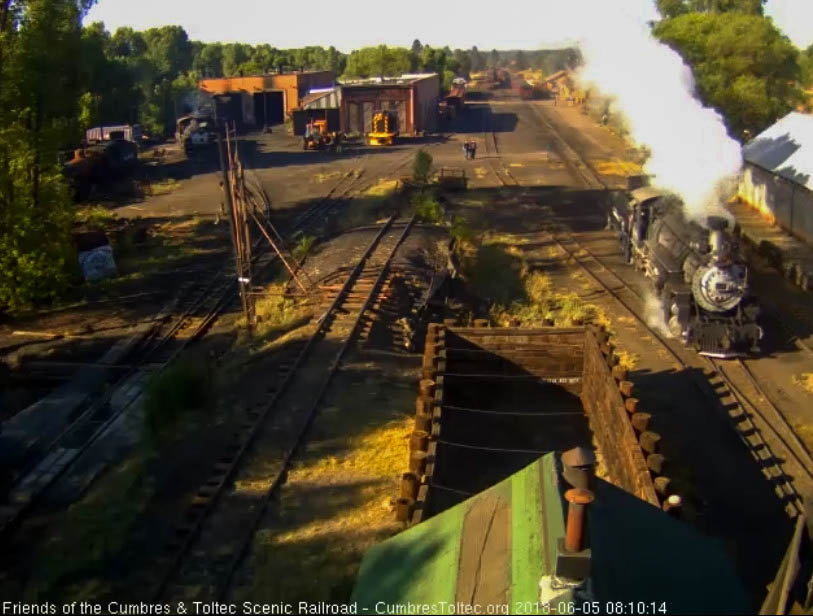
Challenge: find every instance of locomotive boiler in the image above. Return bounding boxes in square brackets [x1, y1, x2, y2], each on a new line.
[607, 187, 762, 357]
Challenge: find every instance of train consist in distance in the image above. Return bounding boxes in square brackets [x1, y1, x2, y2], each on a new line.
[608, 187, 763, 358]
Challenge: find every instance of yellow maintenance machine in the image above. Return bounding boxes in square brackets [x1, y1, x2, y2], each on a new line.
[367, 110, 398, 146]
[303, 118, 343, 152]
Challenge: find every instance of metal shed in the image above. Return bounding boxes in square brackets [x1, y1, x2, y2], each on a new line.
[739, 112, 813, 244]
[339, 73, 440, 136]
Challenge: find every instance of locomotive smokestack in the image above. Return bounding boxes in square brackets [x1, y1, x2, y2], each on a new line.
[707, 216, 730, 264]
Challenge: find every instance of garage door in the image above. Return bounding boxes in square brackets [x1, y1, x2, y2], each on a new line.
[347, 102, 360, 134]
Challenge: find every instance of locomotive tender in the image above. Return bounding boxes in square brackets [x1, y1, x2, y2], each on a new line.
[607, 187, 762, 357]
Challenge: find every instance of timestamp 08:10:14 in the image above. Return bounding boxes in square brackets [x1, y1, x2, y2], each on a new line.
[513, 601, 669, 614]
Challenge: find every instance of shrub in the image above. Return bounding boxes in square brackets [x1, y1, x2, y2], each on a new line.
[144, 357, 214, 444]
[464, 244, 525, 305]
[412, 191, 443, 223]
[254, 286, 309, 336]
[450, 215, 474, 245]
[293, 235, 315, 262]
[412, 149, 433, 185]
[75, 205, 117, 231]
[0, 149, 77, 312]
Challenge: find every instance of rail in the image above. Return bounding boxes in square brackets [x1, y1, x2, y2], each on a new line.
[152, 215, 416, 602]
[0, 149, 417, 544]
[479, 102, 808, 516]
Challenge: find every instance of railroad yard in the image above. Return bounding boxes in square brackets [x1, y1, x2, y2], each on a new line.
[1, 62, 813, 613]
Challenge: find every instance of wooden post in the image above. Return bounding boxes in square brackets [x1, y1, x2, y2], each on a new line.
[409, 451, 427, 474]
[646, 453, 666, 475]
[415, 395, 434, 416]
[654, 476, 671, 496]
[409, 430, 429, 452]
[395, 497, 415, 522]
[631, 412, 652, 433]
[414, 412, 431, 433]
[401, 472, 420, 499]
[618, 380, 634, 397]
[640, 431, 661, 455]
[419, 379, 436, 397]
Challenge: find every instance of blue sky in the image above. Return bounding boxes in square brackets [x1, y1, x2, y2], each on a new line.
[84, 0, 813, 50]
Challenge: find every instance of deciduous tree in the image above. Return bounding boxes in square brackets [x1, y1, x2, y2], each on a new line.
[0, 0, 90, 310]
[657, 0, 764, 18]
[654, 11, 800, 137]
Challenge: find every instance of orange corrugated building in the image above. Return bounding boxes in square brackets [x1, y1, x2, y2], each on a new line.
[199, 71, 334, 127]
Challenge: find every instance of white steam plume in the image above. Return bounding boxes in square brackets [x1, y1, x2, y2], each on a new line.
[546, 0, 742, 219]
[643, 288, 673, 338]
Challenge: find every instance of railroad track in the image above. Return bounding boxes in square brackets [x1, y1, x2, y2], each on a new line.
[151, 215, 416, 603]
[0, 149, 417, 543]
[0, 268, 237, 540]
[548, 231, 808, 517]
[480, 107, 810, 516]
[524, 102, 605, 189]
[481, 105, 518, 187]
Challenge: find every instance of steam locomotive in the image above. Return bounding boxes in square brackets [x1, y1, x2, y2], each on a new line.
[607, 187, 762, 357]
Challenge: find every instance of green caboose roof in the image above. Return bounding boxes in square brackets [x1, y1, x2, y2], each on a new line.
[351, 454, 749, 614]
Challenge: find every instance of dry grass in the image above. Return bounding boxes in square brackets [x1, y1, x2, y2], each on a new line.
[615, 350, 640, 371]
[294, 415, 413, 480]
[339, 196, 390, 231]
[489, 270, 612, 330]
[252, 283, 312, 342]
[313, 170, 343, 184]
[146, 178, 180, 195]
[75, 205, 117, 230]
[593, 159, 643, 177]
[25, 453, 153, 601]
[365, 178, 399, 198]
[483, 232, 530, 246]
[792, 373, 813, 394]
[793, 422, 813, 453]
[239, 363, 415, 602]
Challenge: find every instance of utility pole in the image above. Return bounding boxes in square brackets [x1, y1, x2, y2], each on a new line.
[214, 104, 254, 332]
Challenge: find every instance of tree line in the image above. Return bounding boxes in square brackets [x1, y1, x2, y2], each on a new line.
[1, 0, 811, 311]
[653, 0, 811, 138]
[342, 42, 577, 90]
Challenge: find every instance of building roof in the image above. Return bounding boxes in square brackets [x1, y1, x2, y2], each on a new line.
[199, 71, 334, 93]
[543, 69, 570, 83]
[742, 112, 813, 191]
[339, 73, 438, 88]
[352, 453, 749, 613]
[300, 87, 341, 109]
